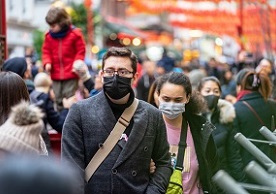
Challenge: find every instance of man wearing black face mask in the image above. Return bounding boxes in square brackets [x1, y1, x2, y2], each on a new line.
[61, 47, 172, 194]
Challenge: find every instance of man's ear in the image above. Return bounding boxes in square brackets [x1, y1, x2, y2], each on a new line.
[99, 70, 104, 83]
[132, 72, 139, 85]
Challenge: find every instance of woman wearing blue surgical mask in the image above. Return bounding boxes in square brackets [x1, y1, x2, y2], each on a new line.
[156, 72, 220, 194]
[198, 76, 246, 182]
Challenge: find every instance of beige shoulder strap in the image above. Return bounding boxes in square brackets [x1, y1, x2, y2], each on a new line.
[85, 98, 139, 182]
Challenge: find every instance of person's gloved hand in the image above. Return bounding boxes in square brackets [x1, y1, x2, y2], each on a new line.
[72, 60, 91, 82]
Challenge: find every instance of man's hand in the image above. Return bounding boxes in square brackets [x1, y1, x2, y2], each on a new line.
[150, 159, 156, 174]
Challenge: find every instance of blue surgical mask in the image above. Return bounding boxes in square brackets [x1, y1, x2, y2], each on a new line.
[159, 101, 185, 120]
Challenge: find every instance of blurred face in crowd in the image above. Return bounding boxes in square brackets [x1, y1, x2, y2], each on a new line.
[24, 58, 32, 79]
[143, 61, 156, 76]
[256, 59, 272, 75]
[49, 23, 61, 33]
[199, 80, 220, 111]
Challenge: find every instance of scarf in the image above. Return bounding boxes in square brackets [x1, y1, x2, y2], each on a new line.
[49, 26, 70, 39]
[236, 90, 252, 101]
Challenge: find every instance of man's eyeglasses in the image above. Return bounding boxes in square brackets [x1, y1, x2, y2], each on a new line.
[103, 69, 133, 77]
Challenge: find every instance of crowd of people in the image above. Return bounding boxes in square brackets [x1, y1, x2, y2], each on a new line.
[1, 5, 276, 194]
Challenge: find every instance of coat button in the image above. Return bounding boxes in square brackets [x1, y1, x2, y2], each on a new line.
[98, 143, 103, 148]
[112, 169, 117, 174]
[132, 170, 137, 176]
[144, 146, 148, 151]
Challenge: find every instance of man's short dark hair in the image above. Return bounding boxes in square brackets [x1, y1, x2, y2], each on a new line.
[102, 47, 137, 74]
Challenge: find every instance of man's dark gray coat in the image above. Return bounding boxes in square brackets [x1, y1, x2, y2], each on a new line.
[61, 92, 172, 194]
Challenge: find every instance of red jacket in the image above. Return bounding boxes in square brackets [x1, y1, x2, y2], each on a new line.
[42, 27, 86, 80]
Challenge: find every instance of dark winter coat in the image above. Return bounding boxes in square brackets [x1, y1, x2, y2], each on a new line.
[234, 92, 276, 168]
[61, 92, 172, 194]
[185, 112, 220, 193]
[204, 99, 245, 182]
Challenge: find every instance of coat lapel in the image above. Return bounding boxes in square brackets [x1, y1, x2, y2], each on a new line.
[94, 92, 117, 134]
[113, 103, 148, 168]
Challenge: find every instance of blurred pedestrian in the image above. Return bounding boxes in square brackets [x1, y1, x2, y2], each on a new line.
[255, 58, 276, 99]
[136, 60, 157, 101]
[147, 77, 160, 108]
[61, 47, 172, 193]
[2, 57, 34, 94]
[42, 6, 86, 111]
[157, 47, 175, 73]
[0, 156, 77, 194]
[198, 76, 246, 182]
[156, 72, 220, 193]
[234, 69, 276, 176]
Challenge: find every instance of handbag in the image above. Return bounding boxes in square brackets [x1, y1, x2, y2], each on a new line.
[84, 98, 139, 182]
[166, 119, 188, 194]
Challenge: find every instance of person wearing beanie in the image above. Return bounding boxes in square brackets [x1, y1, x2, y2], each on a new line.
[0, 101, 48, 157]
[2, 57, 34, 94]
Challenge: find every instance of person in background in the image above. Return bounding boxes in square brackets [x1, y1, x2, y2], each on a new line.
[42, 6, 86, 111]
[156, 72, 220, 193]
[147, 77, 160, 108]
[136, 60, 157, 101]
[198, 76, 246, 182]
[0, 72, 30, 125]
[61, 47, 172, 193]
[0, 156, 77, 194]
[25, 47, 39, 78]
[234, 69, 276, 172]
[157, 48, 175, 73]
[89, 75, 103, 97]
[221, 69, 237, 103]
[0, 101, 47, 157]
[2, 57, 34, 94]
[255, 58, 276, 99]
[30, 72, 76, 152]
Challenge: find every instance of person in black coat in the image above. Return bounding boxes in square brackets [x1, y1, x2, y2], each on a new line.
[198, 76, 246, 182]
[156, 72, 221, 193]
[234, 69, 276, 191]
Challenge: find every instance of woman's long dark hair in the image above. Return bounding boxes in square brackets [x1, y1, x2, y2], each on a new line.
[0, 72, 29, 125]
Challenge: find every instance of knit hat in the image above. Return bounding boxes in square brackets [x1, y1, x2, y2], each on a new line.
[0, 101, 48, 155]
[2, 57, 28, 78]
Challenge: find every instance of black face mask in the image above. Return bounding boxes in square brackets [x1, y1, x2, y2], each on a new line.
[103, 75, 132, 100]
[204, 95, 220, 111]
